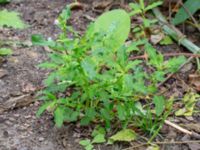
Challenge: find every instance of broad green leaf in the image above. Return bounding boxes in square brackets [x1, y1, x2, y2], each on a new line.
[31, 34, 55, 46]
[80, 116, 91, 126]
[153, 96, 165, 116]
[126, 39, 147, 52]
[54, 107, 64, 127]
[79, 139, 91, 146]
[79, 139, 94, 150]
[92, 127, 106, 137]
[109, 129, 137, 143]
[94, 9, 130, 50]
[63, 107, 79, 122]
[92, 134, 106, 144]
[0, 9, 26, 29]
[0, 48, 12, 56]
[81, 58, 96, 80]
[172, 0, 200, 25]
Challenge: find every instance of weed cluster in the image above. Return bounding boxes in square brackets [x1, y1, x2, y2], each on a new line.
[32, 1, 186, 149]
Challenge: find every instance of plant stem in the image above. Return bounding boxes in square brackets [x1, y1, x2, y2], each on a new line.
[152, 8, 200, 54]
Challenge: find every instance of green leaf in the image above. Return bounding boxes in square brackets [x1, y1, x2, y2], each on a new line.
[85, 144, 94, 150]
[31, 34, 55, 46]
[0, 0, 10, 4]
[175, 92, 199, 116]
[160, 35, 173, 45]
[54, 107, 64, 127]
[79, 139, 94, 150]
[129, 3, 142, 16]
[94, 9, 130, 50]
[80, 116, 91, 126]
[144, 1, 163, 12]
[0, 48, 12, 56]
[153, 96, 165, 116]
[172, 0, 200, 25]
[81, 58, 96, 80]
[92, 127, 106, 137]
[59, 5, 71, 21]
[165, 56, 186, 72]
[117, 104, 126, 121]
[79, 139, 91, 146]
[36, 101, 55, 117]
[139, 0, 145, 10]
[109, 129, 137, 143]
[0, 9, 26, 29]
[92, 134, 106, 144]
[126, 60, 142, 71]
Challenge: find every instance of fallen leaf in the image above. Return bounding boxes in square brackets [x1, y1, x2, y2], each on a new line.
[189, 74, 200, 91]
[150, 33, 164, 45]
[175, 92, 199, 116]
[108, 129, 137, 143]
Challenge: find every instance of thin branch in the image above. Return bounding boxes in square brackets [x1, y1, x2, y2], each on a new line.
[164, 120, 192, 135]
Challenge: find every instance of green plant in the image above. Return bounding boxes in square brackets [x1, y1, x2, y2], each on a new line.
[0, 0, 10, 4]
[0, 48, 12, 56]
[172, 0, 200, 25]
[0, 9, 26, 29]
[33, 5, 186, 149]
[129, 0, 163, 37]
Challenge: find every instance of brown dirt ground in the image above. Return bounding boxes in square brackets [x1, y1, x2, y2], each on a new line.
[0, 0, 200, 150]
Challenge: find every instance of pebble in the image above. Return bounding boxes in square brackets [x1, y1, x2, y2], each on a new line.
[9, 117, 16, 122]
[0, 69, 8, 78]
[24, 115, 31, 119]
[34, 101, 40, 106]
[38, 137, 45, 142]
[3, 131, 9, 138]
[13, 114, 20, 117]
[5, 120, 12, 126]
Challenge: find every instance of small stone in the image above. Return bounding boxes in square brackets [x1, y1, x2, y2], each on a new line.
[5, 120, 12, 126]
[13, 114, 20, 117]
[0, 69, 8, 78]
[180, 63, 193, 73]
[3, 130, 9, 138]
[185, 116, 194, 121]
[24, 115, 31, 119]
[8, 117, 16, 122]
[0, 117, 6, 123]
[34, 101, 40, 106]
[10, 91, 22, 96]
[38, 137, 44, 142]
